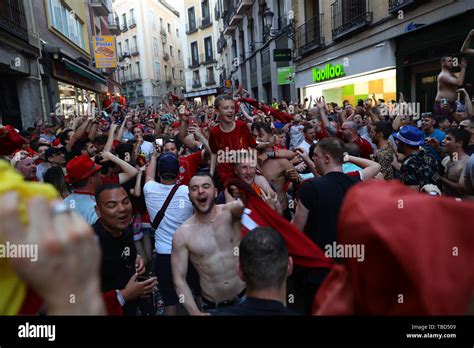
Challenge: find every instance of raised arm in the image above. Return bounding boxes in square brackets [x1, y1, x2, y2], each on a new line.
[460, 29, 474, 56]
[66, 118, 91, 152]
[439, 58, 467, 86]
[100, 151, 138, 184]
[130, 166, 145, 197]
[347, 155, 381, 181]
[103, 123, 119, 153]
[145, 145, 159, 183]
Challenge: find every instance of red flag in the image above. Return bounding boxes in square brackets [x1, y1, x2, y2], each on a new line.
[238, 97, 293, 123]
[228, 179, 333, 269]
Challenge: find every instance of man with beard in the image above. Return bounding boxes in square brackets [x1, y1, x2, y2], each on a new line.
[340, 121, 373, 159]
[439, 128, 471, 196]
[93, 184, 157, 315]
[144, 150, 195, 316]
[72, 138, 97, 158]
[434, 56, 467, 119]
[392, 125, 442, 191]
[172, 172, 246, 315]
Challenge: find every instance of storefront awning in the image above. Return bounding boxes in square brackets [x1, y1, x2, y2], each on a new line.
[184, 88, 218, 98]
[62, 58, 108, 86]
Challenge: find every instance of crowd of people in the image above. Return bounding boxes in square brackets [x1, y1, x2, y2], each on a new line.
[1, 51, 474, 316]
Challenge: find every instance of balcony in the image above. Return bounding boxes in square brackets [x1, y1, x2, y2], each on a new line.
[186, 22, 198, 34]
[129, 18, 136, 29]
[108, 14, 121, 35]
[201, 53, 216, 65]
[199, 16, 212, 29]
[223, 12, 236, 36]
[388, 0, 418, 14]
[217, 34, 226, 53]
[130, 73, 142, 82]
[214, 3, 221, 20]
[91, 0, 111, 17]
[331, 0, 372, 40]
[206, 72, 216, 86]
[192, 79, 202, 88]
[121, 23, 128, 32]
[188, 57, 200, 68]
[137, 91, 143, 98]
[165, 76, 172, 86]
[0, 0, 28, 41]
[163, 52, 169, 61]
[229, 12, 243, 26]
[130, 46, 139, 56]
[235, 0, 252, 15]
[297, 14, 324, 57]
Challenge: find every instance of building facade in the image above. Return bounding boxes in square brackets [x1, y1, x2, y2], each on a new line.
[112, 0, 185, 107]
[36, 0, 116, 120]
[216, 0, 297, 103]
[182, 0, 220, 104]
[294, 0, 474, 112]
[0, 0, 44, 129]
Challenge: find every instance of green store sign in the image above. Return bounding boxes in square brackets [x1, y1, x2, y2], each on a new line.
[312, 63, 345, 82]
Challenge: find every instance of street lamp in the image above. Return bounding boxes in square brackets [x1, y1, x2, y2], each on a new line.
[262, 6, 296, 43]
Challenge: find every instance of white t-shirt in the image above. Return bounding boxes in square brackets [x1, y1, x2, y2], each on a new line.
[297, 139, 315, 154]
[140, 141, 154, 161]
[143, 181, 194, 254]
[289, 125, 304, 149]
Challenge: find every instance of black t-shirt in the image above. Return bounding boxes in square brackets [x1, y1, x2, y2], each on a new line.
[212, 297, 294, 316]
[93, 221, 137, 314]
[466, 144, 474, 156]
[297, 172, 360, 251]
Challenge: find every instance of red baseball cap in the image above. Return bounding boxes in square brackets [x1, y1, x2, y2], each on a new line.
[171, 121, 181, 128]
[65, 155, 102, 183]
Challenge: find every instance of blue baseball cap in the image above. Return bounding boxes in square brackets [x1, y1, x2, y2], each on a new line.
[393, 125, 424, 146]
[158, 152, 180, 176]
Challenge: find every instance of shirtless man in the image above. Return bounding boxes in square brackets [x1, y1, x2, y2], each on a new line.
[439, 128, 471, 196]
[435, 56, 467, 117]
[171, 172, 246, 315]
[254, 123, 297, 220]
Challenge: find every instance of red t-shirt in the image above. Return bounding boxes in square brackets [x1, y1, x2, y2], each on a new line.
[178, 150, 204, 186]
[101, 174, 120, 185]
[316, 120, 329, 141]
[209, 120, 256, 185]
[354, 137, 374, 159]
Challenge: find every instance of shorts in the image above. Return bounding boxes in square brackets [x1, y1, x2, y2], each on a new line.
[433, 101, 457, 121]
[154, 253, 201, 306]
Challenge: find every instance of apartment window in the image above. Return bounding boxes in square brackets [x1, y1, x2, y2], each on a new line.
[201, 0, 209, 19]
[153, 37, 159, 56]
[129, 9, 135, 24]
[122, 13, 127, 27]
[155, 61, 161, 80]
[178, 49, 181, 60]
[206, 67, 214, 84]
[160, 17, 163, 30]
[167, 23, 171, 33]
[125, 38, 130, 53]
[133, 35, 137, 51]
[191, 42, 199, 65]
[48, 0, 85, 49]
[150, 11, 157, 30]
[118, 42, 122, 55]
[172, 67, 175, 79]
[135, 62, 140, 77]
[164, 65, 168, 79]
[170, 45, 173, 56]
[176, 28, 179, 37]
[204, 37, 213, 61]
[180, 70, 183, 80]
[193, 70, 200, 84]
[188, 7, 196, 31]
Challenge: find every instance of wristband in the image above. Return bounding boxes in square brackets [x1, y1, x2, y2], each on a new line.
[116, 290, 126, 306]
[266, 151, 276, 159]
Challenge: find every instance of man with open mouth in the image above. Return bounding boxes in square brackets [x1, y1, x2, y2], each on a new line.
[171, 172, 246, 315]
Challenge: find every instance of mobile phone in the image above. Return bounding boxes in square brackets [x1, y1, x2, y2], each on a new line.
[189, 115, 197, 126]
[156, 138, 163, 146]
